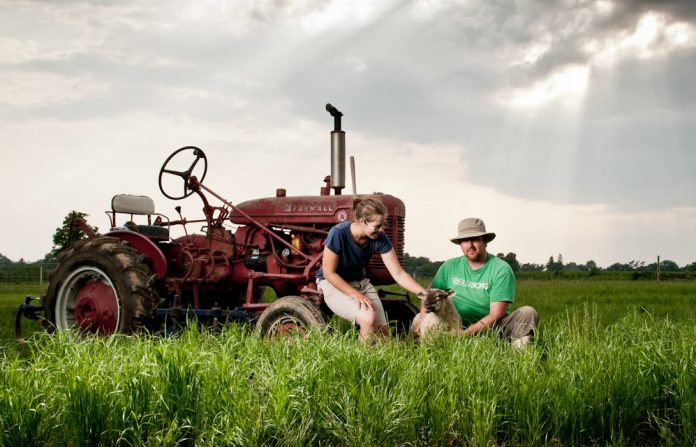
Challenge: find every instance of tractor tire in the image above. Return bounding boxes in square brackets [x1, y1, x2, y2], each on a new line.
[256, 296, 326, 338]
[382, 300, 419, 337]
[45, 237, 161, 335]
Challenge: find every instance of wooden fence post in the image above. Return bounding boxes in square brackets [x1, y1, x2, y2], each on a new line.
[656, 255, 660, 285]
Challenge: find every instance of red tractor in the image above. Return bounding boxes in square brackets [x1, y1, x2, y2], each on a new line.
[17, 104, 418, 338]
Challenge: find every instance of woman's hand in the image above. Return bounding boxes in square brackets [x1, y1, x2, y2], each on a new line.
[322, 247, 375, 312]
[354, 293, 374, 311]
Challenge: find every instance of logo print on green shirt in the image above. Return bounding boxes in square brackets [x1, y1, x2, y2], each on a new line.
[452, 277, 489, 290]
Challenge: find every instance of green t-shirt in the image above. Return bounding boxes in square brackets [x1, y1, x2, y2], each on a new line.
[432, 254, 516, 327]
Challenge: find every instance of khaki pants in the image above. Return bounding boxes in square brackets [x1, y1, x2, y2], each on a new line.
[317, 278, 388, 326]
[494, 306, 538, 340]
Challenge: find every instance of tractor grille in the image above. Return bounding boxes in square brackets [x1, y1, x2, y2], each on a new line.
[390, 215, 405, 259]
[367, 215, 405, 284]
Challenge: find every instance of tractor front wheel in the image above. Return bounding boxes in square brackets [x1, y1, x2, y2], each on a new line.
[256, 296, 326, 338]
[45, 237, 160, 335]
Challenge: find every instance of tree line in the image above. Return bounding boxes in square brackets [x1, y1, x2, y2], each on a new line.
[403, 252, 696, 277]
[3, 251, 696, 283]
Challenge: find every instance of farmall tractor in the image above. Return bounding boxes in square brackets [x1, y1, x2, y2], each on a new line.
[17, 105, 418, 338]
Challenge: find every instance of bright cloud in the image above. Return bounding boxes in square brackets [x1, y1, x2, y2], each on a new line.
[299, 0, 385, 34]
[498, 9, 696, 111]
[0, 37, 39, 64]
[0, 71, 108, 107]
[588, 12, 696, 66]
[345, 57, 368, 73]
[500, 64, 590, 109]
[514, 38, 552, 66]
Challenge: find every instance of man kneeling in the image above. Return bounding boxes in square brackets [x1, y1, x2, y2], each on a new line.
[412, 218, 538, 349]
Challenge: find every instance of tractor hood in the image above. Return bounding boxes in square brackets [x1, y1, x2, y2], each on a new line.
[229, 193, 405, 226]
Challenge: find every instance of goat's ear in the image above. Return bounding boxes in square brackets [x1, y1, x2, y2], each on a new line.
[416, 291, 427, 300]
[447, 290, 456, 299]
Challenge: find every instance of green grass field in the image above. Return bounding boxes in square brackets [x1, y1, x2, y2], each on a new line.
[1, 280, 695, 446]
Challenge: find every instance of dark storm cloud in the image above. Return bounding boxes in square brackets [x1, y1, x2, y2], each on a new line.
[600, 0, 696, 25]
[440, 0, 696, 85]
[0, 1, 293, 121]
[281, 0, 696, 211]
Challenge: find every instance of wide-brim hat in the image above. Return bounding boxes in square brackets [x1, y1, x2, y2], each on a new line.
[450, 217, 496, 244]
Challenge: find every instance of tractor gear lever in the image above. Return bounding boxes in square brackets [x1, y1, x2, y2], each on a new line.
[174, 205, 190, 238]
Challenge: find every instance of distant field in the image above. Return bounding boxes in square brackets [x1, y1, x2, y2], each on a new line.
[517, 278, 696, 326]
[1, 279, 695, 446]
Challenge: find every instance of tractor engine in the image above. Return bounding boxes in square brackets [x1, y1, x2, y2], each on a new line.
[228, 191, 406, 291]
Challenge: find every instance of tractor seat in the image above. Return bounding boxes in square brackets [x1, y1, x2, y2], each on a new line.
[111, 194, 170, 241]
[125, 222, 170, 240]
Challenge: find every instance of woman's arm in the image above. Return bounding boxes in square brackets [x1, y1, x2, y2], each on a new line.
[380, 249, 427, 296]
[321, 246, 375, 310]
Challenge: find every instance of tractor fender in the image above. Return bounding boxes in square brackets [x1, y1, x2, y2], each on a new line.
[106, 230, 168, 278]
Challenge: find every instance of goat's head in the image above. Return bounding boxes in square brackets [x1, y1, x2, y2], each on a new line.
[417, 288, 456, 313]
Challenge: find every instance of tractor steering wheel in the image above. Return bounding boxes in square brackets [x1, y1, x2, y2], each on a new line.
[158, 146, 208, 200]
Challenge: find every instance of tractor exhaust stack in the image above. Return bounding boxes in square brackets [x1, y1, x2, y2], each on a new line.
[326, 103, 345, 195]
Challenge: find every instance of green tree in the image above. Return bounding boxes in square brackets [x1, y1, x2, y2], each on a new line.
[546, 256, 554, 270]
[564, 262, 581, 272]
[546, 255, 564, 273]
[519, 263, 544, 272]
[402, 253, 443, 279]
[0, 252, 11, 266]
[629, 260, 646, 271]
[659, 259, 680, 272]
[48, 211, 99, 260]
[607, 262, 632, 272]
[585, 260, 599, 276]
[497, 252, 520, 272]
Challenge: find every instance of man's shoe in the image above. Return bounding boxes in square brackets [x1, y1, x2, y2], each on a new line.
[511, 335, 532, 351]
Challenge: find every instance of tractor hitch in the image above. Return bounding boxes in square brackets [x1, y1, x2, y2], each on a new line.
[15, 295, 48, 343]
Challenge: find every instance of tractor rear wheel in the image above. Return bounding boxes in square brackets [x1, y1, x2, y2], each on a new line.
[256, 296, 326, 338]
[45, 237, 160, 335]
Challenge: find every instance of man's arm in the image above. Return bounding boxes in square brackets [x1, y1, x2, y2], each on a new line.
[461, 301, 509, 336]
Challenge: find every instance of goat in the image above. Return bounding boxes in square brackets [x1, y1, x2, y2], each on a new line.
[410, 288, 461, 337]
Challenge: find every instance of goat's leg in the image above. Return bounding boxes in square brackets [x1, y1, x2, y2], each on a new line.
[410, 312, 424, 336]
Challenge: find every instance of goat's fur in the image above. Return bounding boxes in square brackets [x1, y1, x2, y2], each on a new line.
[411, 288, 461, 337]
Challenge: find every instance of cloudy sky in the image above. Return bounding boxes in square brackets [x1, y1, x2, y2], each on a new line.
[2, 0, 695, 268]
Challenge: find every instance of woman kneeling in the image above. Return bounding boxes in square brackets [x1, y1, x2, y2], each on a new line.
[316, 197, 426, 343]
